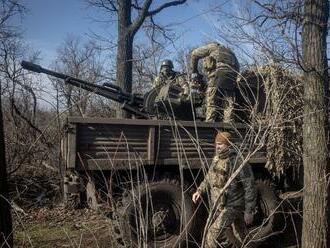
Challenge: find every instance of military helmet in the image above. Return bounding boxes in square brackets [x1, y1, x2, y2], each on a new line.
[160, 59, 174, 69]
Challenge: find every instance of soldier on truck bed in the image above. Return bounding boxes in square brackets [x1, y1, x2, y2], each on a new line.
[190, 42, 240, 122]
[153, 59, 189, 96]
[192, 131, 256, 247]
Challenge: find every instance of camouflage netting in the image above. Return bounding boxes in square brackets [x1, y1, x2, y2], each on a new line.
[239, 65, 303, 177]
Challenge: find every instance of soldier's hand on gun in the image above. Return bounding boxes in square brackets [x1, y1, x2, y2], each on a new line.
[192, 191, 201, 204]
[244, 212, 254, 226]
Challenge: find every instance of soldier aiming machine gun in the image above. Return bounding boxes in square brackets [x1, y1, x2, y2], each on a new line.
[21, 61, 204, 120]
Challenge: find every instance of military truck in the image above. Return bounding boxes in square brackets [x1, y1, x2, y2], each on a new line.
[22, 61, 302, 247]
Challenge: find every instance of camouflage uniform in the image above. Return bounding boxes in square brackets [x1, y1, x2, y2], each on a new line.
[197, 148, 256, 248]
[154, 71, 188, 94]
[190, 43, 239, 122]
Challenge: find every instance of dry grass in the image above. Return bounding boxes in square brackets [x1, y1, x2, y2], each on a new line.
[7, 64, 305, 248]
[13, 207, 116, 248]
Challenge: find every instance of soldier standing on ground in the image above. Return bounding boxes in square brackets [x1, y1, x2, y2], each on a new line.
[190, 42, 240, 122]
[192, 131, 256, 248]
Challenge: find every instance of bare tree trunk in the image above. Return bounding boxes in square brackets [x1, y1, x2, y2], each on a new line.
[109, 0, 186, 118]
[301, 0, 330, 247]
[87, 0, 187, 118]
[0, 83, 13, 247]
[116, 0, 133, 119]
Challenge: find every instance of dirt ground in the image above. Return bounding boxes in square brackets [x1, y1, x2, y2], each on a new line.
[12, 205, 301, 248]
[13, 206, 117, 248]
[9, 169, 119, 248]
[9, 168, 301, 248]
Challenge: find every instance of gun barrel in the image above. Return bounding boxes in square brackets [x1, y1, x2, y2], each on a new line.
[21, 61, 69, 80]
[21, 60, 148, 118]
[21, 61, 43, 73]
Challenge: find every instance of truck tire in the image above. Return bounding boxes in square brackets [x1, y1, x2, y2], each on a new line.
[226, 180, 284, 247]
[119, 176, 197, 248]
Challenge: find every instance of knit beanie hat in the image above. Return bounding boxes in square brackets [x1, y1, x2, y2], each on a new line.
[215, 131, 232, 145]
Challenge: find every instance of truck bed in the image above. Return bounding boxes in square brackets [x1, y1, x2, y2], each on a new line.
[62, 117, 267, 171]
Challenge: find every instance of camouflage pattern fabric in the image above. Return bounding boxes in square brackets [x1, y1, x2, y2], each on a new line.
[190, 42, 240, 74]
[205, 86, 220, 122]
[203, 56, 217, 72]
[198, 148, 256, 247]
[205, 207, 247, 248]
[223, 95, 235, 123]
[154, 71, 188, 95]
[154, 71, 172, 89]
[190, 43, 239, 123]
[204, 68, 237, 122]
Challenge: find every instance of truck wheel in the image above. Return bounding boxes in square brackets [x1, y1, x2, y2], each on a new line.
[119, 176, 197, 248]
[227, 180, 284, 247]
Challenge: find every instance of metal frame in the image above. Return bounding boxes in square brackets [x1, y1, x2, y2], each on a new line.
[65, 117, 267, 171]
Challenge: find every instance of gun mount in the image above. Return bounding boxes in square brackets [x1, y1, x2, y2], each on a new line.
[21, 61, 204, 120]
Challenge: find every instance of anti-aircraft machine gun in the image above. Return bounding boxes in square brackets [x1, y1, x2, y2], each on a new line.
[21, 61, 204, 120]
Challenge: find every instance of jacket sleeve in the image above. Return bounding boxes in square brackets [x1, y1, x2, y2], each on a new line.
[190, 43, 220, 73]
[238, 160, 257, 214]
[190, 46, 211, 73]
[197, 157, 217, 194]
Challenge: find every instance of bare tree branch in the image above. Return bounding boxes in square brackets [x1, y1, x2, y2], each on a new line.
[130, 0, 186, 36]
[86, 0, 117, 12]
[129, 0, 152, 35]
[147, 0, 187, 16]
